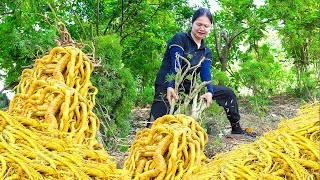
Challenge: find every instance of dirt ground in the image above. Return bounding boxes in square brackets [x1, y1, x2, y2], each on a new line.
[112, 94, 307, 167]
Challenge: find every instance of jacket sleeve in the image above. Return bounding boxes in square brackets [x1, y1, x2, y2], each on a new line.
[200, 48, 214, 94]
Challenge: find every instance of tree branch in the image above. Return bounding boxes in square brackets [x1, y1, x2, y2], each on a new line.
[120, 0, 124, 37]
[96, 0, 100, 36]
[90, 24, 94, 41]
[0, 82, 19, 93]
[229, 18, 278, 44]
[229, 28, 250, 46]
[213, 25, 222, 60]
[169, 54, 209, 118]
[103, 10, 117, 35]
[73, 11, 87, 40]
[120, 4, 160, 44]
[115, 0, 143, 33]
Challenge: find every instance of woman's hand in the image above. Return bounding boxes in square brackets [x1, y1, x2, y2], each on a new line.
[200, 92, 213, 107]
[167, 87, 178, 105]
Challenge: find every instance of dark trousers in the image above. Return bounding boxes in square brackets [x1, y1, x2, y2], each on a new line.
[148, 84, 240, 127]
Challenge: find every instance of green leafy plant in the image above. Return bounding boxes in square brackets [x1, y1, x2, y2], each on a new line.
[236, 44, 291, 115]
[291, 70, 319, 100]
[136, 84, 154, 107]
[90, 35, 137, 145]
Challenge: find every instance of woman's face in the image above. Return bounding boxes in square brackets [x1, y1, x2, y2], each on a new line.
[191, 15, 211, 42]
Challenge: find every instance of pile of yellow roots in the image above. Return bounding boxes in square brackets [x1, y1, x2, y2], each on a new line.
[125, 103, 319, 180]
[0, 46, 129, 179]
[9, 46, 99, 149]
[124, 114, 209, 179]
[189, 102, 319, 180]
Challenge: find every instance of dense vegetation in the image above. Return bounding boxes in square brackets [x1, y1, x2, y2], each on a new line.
[0, 0, 319, 144]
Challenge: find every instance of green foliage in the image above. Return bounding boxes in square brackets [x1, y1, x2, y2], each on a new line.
[202, 103, 228, 126]
[214, 136, 221, 145]
[165, 73, 176, 84]
[299, 71, 318, 90]
[237, 44, 291, 114]
[136, 85, 154, 107]
[289, 70, 320, 99]
[211, 69, 230, 85]
[0, 4, 57, 84]
[91, 35, 137, 138]
[266, 0, 320, 100]
[94, 35, 122, 69]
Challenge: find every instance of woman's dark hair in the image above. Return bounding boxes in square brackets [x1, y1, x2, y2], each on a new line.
[191, 8, 213, 24]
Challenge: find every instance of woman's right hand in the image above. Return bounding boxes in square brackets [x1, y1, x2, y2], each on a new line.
[167, 87, 178, 105]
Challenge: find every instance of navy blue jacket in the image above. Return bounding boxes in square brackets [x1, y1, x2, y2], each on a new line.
[155, 31, 213, 93]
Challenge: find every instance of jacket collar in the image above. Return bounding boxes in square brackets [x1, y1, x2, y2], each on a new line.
[187, 30, 205, 49]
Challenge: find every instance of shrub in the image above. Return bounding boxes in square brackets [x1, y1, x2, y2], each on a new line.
[90, 35, 138, 140]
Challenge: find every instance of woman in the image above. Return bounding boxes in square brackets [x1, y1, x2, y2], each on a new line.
[148, 8, 250, 136]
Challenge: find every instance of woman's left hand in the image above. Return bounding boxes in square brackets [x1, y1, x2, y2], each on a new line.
[200, 92, 213, 107]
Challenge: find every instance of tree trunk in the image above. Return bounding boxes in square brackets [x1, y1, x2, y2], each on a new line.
[213, 25, 251, 73]
[220, 55, 228, 72]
